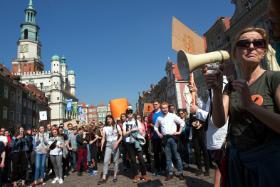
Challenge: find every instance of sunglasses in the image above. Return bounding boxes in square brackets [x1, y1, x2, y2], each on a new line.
[236, 39, 266, 49]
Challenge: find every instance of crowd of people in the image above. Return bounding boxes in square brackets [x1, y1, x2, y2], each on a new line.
[0, 25, 280, 187]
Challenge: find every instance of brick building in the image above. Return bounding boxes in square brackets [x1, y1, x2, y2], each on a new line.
[0, 64, 50, 130]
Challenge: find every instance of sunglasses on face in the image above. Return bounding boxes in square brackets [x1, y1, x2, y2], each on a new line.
[236, 39, 266, 49]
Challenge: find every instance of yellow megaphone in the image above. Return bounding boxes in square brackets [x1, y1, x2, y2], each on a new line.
[177, 50, 230, 80]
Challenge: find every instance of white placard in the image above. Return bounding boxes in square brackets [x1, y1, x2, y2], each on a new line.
[39, 111, 47, 121]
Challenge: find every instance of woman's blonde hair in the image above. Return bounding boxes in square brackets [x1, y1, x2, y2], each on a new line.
[231, 27, 268, 60]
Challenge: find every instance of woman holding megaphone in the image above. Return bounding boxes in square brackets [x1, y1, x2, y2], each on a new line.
[204, 27, 280, 187]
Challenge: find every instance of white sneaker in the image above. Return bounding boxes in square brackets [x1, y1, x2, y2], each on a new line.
[51, 177, 59, 184]
[58, 178, 63, 184]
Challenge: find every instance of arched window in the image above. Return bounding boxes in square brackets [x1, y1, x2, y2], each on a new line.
[24, 29, 28, 39]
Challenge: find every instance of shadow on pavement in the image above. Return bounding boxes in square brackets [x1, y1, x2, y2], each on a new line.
[185, 175, 213, 187]
[137, 179, 163, 187]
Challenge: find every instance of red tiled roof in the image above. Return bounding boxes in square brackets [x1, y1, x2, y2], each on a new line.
[223, 17, 231, 30]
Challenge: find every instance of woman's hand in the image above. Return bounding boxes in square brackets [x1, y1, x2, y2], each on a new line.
[203, 66, 223, 91]
[113, 142, 119, 150]
[231, 79, 254, 109]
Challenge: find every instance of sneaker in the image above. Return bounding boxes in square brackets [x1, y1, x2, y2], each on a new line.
[165, 175, 173, 181]
[58, 178, 63, 184]
[132, 175, 140, 183]
[178, 174, 184, 180]
[152, 172, 158, 176]
[93, 170, 98, 174]
[97, 179, 106, 185]
[113, 177, 117, 183]
[195, 169, 203, 176]
[77, 172, 82, 176]
[48, 169, 53, 175]
[51, 177, 59, 184]
[141, 175, 151, 182]
[204, 171, 210, 176]
[89, 171, 97, 176]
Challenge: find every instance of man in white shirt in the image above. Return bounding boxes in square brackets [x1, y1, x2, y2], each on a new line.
[154, 102, 185, 181]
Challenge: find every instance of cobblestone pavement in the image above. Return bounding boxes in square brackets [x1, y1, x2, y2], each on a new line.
[47, 163, 214, 187]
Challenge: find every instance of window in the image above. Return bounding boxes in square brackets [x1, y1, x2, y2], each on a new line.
[23, 98, 26, 107]
[10, 91, 16, 103]
[2, 106, 7, 120]
[57, 97, 59, 101]
[23, 115, 26, 124]
[9, 111, 14, 121]
[4, 86, 8, 99]
[24, 29, 28, 39]
[17, 112, 21, 122]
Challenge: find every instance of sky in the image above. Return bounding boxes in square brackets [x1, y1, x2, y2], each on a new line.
[0, 0, 235, 108]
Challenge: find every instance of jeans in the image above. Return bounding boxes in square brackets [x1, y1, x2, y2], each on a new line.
[69, 151, 77, 170]
[163, 136, 183, 175]
[50, 155, 63, 179]
[103, 141, 120, 176]
[87, 144, 91, 163]
[193, 128, 209, 172]
[126, 143, 146, 177]
[91, 144, 98, 170]
[34, 153, 47, 180]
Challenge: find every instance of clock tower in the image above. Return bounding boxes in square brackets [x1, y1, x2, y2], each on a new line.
[12, 0, 44, 73]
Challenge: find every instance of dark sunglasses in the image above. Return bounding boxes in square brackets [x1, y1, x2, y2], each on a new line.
[236, 39, 266, 49]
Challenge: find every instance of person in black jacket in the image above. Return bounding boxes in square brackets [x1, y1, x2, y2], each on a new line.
[76, 127, 88, 176]
[11, 127, 31, 187]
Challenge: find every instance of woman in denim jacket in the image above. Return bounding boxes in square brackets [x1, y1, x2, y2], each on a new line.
[32, 126, 49, 186]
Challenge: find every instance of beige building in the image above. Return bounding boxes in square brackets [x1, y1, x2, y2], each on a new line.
[203, 0, 280, 78]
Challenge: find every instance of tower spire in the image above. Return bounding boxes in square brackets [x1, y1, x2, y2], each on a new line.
[28, 0, 34, 9]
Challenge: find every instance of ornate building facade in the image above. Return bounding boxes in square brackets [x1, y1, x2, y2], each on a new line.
[12, 0, 78, 125]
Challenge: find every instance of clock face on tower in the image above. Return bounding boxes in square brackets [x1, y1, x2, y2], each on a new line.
[20, 44, 29, 53]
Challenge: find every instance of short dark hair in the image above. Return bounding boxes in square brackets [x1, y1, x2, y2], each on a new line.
[126, 108, 133, 115]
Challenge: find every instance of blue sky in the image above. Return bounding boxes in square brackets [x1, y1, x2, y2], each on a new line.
[0, 0, 234, 108]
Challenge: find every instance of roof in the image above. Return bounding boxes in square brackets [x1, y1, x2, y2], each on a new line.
[51, 55, 60, 61]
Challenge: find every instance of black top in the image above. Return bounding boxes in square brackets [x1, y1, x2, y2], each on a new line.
[224, 71, 280, 151]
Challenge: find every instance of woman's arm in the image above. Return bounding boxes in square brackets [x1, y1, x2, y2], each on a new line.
[246, 85, 280, 134]
[117, 127, 123, 145]
[100, 129, 105, 152]
[212, 91, 229, 128]
[0, 151, 5, 168]
[205, 72, 229, 128]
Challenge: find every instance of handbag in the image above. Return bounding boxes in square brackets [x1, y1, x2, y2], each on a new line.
[49, 140, 57, 150]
